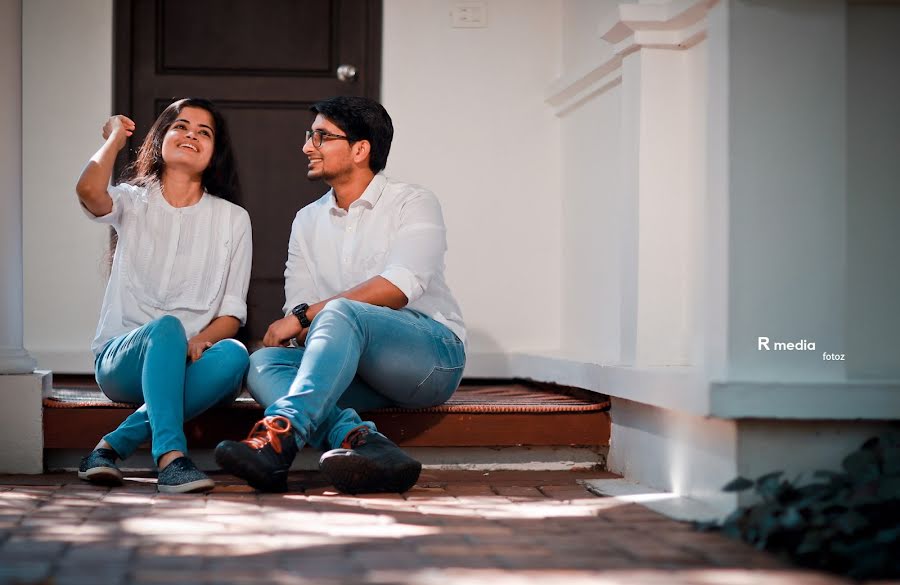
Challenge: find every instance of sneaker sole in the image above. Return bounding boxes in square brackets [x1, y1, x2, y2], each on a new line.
[78, 467, 123, 485]
[214, 444, 289, 493]
[319, 451, 421, 494]
[157, 478, 216, 494]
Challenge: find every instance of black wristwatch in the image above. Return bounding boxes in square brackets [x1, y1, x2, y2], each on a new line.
[291, 303, 311, 328]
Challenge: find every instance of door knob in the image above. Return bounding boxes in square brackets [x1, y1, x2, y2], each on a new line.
[336, 64, 358, 82]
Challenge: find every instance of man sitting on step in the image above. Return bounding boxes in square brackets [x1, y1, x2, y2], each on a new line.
[215, 96, 467, 494]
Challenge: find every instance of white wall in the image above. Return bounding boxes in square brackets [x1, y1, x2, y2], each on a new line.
[554, 0, 738, 515]
[23, 0, 564, 372]
[383, 0, 563, 358]
[555, 1, 707, 369]
[561, 0, 617, 73]
[846, 3, 900, 380]
[560, 87, 622, 363]
[557, 0, 623, 365]
[23, 0, 113, 372]
[724, 0, 847, 383]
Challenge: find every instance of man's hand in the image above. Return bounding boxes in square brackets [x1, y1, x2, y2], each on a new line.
[263, 315, 303, 347]
[187, 338, 213, 362]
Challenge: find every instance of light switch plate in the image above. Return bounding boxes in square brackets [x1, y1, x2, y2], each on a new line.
[451, 1, 488, 28]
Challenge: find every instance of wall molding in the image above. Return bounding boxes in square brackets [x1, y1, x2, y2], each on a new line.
[600, 0, 717, 45]
[545, 0, 716, 115]
[710, 381, 900, 420]
[30, 350, 94, 374]
[466, 350, 900, 421]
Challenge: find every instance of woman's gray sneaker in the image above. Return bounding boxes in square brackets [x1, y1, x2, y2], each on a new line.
[78, 448, 123, 485]
[157, 457, 215, 494]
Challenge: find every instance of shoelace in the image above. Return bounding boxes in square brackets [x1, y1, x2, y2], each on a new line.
[242, 416, 292, 453]
[82, 448, 117, 465]
[341, 425, 371, 449]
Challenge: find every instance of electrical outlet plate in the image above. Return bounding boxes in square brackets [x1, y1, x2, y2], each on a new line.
[451, 1, 488, 28]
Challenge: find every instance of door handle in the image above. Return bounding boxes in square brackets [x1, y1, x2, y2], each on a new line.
[336, 64, 358, 82]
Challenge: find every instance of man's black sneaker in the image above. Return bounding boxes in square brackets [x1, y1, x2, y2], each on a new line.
[318, 426, 421, 494]
[157, 457, 215, 494]
[214, 415, 298, 493]
[78, 448, 123, 485]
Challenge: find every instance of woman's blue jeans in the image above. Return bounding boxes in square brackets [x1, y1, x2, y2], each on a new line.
[247, 299, 466, 451]
[95, 315, 249, 463]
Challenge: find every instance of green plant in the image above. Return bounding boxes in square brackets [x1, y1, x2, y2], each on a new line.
[697, 432, 900, 579]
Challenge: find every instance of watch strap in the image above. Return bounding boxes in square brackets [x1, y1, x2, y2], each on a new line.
[291, 303, 311, 328]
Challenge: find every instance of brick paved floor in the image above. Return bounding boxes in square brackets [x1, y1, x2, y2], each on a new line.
[0, 470, 884, 585]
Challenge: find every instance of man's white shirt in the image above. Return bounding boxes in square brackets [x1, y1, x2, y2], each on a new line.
[283, 172, 466, 344]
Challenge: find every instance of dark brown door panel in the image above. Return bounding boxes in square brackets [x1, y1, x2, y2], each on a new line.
[114, 0, 382, 342]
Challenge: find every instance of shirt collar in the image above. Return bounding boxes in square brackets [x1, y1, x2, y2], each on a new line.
[150, 180, 209, 214]
[328, 173, 387, 215]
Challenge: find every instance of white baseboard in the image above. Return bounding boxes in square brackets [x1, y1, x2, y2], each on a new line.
[467, 351, 900, 421]
[37, 347, 900, 421]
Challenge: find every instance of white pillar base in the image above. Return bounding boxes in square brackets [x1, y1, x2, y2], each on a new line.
[608, 396, 898, 521]
[0, 348, 37, 374]
[0, 369, 49, 473]
[608, 397, 739, 520]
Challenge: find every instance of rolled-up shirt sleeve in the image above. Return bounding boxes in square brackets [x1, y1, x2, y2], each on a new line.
[380, 190, 447, 304]
[283, 213, 319, 315]
[80, 182, 135, 227]
[218, 207, 252, 325]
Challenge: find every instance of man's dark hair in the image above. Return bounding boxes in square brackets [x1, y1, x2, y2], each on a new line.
[310, 96, 393, 173]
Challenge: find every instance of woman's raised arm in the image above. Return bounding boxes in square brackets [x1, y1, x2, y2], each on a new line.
[75, 115, 135, 217]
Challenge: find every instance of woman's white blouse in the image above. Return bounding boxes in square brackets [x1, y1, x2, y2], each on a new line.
[83, 182, 252, 355]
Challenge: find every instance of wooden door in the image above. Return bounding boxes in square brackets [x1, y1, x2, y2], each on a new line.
[113, 0, 382, 342]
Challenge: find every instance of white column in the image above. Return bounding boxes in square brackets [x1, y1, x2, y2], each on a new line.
[0, 0, 45, 475]
[617, 47, 706, 368]
[846, 3, 900, 380]
[0, 0, 36, 375]
[722, 0, 847, 383]
[22, 0, 114, 374]
[617, 52, 641, 367]
[632, 48, 702, 367]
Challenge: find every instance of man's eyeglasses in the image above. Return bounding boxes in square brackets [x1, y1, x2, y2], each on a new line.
[305, 129, 350, 148]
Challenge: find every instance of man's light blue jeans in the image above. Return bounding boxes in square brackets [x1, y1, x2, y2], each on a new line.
[95, 315, 249, 463]
[247, 299, 466, 451]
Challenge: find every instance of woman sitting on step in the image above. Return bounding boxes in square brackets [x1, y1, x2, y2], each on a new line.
[74, 98, 252, 493]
